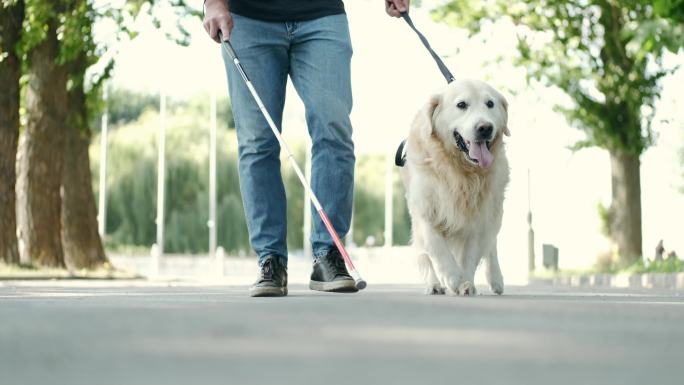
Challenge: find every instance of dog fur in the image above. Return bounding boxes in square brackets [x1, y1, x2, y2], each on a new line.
[400, 79, 510, 296]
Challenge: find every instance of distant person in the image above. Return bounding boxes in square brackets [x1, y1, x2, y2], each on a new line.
[203, 0, 411, 297]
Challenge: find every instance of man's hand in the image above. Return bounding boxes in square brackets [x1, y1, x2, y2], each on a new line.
[385, 0, 410, 18]
[203, 0, 233, 42]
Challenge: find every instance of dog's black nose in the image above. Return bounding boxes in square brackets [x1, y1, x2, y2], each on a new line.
[476, 123, 493, 140]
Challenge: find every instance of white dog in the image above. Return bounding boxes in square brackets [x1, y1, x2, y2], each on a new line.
[399, 79, 510, 296]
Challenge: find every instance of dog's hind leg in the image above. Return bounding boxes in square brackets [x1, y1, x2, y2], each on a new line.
[418, 253, 445, 295]
[486, 242, 504, 295]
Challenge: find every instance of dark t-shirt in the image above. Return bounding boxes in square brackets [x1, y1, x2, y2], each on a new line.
[230, 0, 345, 22]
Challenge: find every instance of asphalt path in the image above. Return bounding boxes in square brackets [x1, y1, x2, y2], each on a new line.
[1, 281, 683, 385]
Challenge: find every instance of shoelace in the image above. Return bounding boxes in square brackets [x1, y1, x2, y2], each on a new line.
[260, 259, 274, 281]
[327, 250, 348, 277]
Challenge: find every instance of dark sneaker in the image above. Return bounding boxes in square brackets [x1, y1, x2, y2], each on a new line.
[249, 256, 287, 297]
[309, 249, 358, 293]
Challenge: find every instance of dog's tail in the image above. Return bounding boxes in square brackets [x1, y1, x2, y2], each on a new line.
[395, 139, 407, 167]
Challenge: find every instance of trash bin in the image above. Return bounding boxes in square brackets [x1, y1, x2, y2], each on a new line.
[542, 244, 559, 271]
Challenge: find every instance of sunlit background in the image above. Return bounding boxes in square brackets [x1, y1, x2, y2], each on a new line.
[81, 0, 684, 283]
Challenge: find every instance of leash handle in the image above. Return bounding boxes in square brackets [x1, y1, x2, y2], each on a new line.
[400, 11, 455, 84]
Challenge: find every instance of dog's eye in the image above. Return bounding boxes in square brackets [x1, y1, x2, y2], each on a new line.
[486, 100, 495, 108]
[457, 101, 467, 110]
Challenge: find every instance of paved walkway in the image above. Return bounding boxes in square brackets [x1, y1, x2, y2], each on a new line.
[1, 281, 683, 385]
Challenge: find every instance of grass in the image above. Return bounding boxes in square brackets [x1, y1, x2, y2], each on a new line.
[531, 257, 684, 279]
[0, 261, 143, 280]
[102, 242, 152, 256]
[622, 258, 684, 274]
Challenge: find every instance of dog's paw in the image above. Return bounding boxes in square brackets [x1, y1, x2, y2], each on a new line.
[444, 275, 464, 295]
[488, 275, 504, 295]
[425, 285, 446, 295]
[457, 281, 477, 296]
[489, 281, 504, 295]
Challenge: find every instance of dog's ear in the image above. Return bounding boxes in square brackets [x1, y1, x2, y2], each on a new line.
[412, 94, 441, 136]
[501, 95, 511, 137]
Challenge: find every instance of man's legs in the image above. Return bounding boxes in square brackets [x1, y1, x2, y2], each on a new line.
[223, 14, 290, 266]
[288, 15, 355, 258]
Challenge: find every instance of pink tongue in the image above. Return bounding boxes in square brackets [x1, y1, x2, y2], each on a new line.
[468, 142, 494, 168]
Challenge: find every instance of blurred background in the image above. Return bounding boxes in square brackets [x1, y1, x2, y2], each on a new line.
[1, 0, 683, 284]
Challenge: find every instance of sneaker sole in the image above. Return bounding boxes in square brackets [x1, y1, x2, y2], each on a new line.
[250, 287, 288, 297]
[309, 280, 359, 293]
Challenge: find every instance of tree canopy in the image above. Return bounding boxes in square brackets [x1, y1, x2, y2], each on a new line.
[434, 0, 684, 266]
[434, 0, 684, 156]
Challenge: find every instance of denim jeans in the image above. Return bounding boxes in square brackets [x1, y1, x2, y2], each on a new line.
[222, 13, 355, 266]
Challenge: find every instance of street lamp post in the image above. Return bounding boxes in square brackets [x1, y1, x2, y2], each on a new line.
[97, 85, 109, 237]
[384, 153, 394, 248]
[209, 91, 217, 259]
[156, 91, 167, 257]
[528, 169, 535, 273]
[303, 144, 312, 259]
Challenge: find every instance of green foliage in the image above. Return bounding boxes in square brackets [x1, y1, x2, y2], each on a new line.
[105, 88, 163, 126]
[433, 0, 684, 156]
[92, 91, 411, 255]
[0, 0, 25, 64]
[351, 156, 411, 247]
[622, 257, 684, 274]
[352, 156, 385, 245]
[18, 0, 200, 133]
[96, 88, 235, 131]
[91, 94, 248, 254]
[596, 202, 610, 238]
[128, 0, 201, 46]
[18, 0, 51, 57]
[392, 179, 411, 246]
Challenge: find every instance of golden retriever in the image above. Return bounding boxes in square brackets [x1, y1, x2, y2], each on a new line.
[400, 79, 510, 296]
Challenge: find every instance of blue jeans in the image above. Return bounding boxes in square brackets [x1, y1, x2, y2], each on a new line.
[222, 13, 355, 266]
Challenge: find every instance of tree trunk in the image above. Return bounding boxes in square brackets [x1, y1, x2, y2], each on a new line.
[16, 19, 67, 268]
[61, 79, 108, 270]
[0, 1, 24, 265]
[609, 151, 642, 266]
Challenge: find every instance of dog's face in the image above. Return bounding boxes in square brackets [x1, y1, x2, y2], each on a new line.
[429, 80, 509, 169]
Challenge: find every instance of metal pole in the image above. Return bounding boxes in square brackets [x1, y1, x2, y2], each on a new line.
[97, 85, 109, 237]
[156, 91, 167, 256]
[384, 153, 394, 248]
[527, 169, 535, 272]
[303, 143, 312, 259]
[346, 211, 354, 248]
[208, 91, 217, 258]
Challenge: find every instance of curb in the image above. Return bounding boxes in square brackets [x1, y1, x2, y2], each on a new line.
[532, 272, 684, 290]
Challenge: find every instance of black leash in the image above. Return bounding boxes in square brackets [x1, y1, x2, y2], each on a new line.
[400, 11, 455, 84]
[395, 11, 455, 167]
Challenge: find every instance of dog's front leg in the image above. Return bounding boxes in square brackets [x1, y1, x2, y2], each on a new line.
[456, 239, 479, 296]
[418, 253, 445, 295]
[485, 240, 503, 295]
[486, 241, 504, 295]
[422, 228, 464, 295]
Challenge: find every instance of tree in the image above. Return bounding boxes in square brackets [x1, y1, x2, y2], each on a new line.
[16, 0, 70, 267]
[434, 0, 684, 266]
[60, 0, 196, 268]
[0, 0, 24, 265]
[3, 0, 197, 268]
[60, 0, 109, 269]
